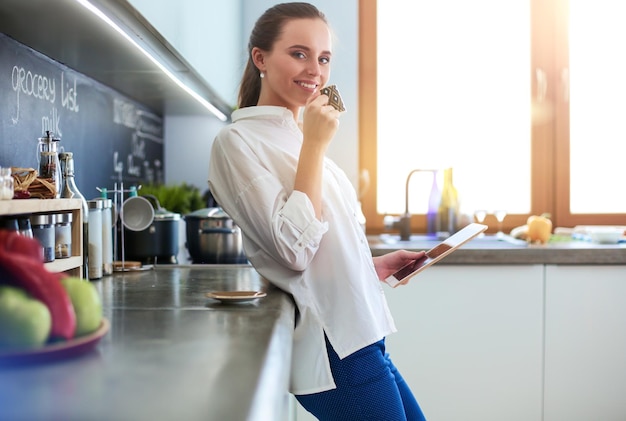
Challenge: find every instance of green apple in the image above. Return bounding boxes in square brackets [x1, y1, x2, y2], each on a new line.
[0, 285, 52, 350]
[60, 277, 102, 337]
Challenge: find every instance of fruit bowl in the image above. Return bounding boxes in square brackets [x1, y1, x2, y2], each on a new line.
[0, 318, 109, 365]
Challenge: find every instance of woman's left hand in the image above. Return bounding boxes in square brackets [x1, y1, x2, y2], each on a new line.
[373, 250, 426, 281]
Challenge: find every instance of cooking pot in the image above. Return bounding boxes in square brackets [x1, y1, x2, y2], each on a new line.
[123, 196, 181, 264]
[184, 207, 247, 264]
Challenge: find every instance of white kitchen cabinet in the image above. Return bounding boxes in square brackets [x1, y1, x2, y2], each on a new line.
[384, 265, 545, 421]
[544, 265, 626, 421]
[127, 0, 241, 106]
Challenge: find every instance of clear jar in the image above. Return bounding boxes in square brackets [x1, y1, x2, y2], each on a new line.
[31, 214, 55, 263]
[0, 216, 19, 232]
[37, 132, 61, 198]
[54, 212, 73, 259]
[88, 200, 103, 280]
[0, 167, 14, 200]
[17, 216, 33, 238]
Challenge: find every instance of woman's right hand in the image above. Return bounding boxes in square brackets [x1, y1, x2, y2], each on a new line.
[301, 93, 341, 148]
[294, 93, 341, 218]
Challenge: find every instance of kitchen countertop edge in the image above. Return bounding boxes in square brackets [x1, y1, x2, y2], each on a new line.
[369, 238, 626, 265]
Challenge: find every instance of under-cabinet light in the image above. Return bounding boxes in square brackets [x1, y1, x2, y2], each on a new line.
[74, 0, 228, 122]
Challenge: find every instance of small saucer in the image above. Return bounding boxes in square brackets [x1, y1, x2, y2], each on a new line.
[206, 291, 266, 303]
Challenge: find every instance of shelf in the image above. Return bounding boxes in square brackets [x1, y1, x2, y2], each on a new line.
[1, 198, 84, 276]
[46, 256, 83, 274]
[0, 199, 83, 215]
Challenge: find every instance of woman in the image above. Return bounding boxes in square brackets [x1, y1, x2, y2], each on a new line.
[208, 3, 427, 420]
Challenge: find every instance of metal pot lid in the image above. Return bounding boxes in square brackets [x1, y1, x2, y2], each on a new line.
[154, 208, 181, 221]
[184, 207, 231, 220]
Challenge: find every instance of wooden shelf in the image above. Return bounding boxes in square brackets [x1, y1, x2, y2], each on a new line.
[0, 198, 83, 215]
[1, 198, 84, 277]
[45, 256, 83, 274]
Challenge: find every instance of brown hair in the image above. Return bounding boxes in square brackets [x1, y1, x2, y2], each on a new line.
[238, 2, 328, 109]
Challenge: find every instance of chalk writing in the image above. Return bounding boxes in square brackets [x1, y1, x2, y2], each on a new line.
[131, 133, 146, 160]
[1, 33, 164, 192]
[9, 66, 80, 134]
[113, 151, 124, 177]
[113, 98, 137, 129]
[41, 107, 62, 136]
[61, 72, 79, 112]
[11, 65, 56, 123]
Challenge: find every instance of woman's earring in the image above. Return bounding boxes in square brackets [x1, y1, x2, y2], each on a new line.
[260, 72, 265, 79]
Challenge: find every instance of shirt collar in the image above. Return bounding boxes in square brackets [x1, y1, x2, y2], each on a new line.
[232, 106, 294, 123]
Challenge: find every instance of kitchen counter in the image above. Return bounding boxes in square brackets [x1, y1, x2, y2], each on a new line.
[369, 234, 626, 264]
[0, 265, 295, 421]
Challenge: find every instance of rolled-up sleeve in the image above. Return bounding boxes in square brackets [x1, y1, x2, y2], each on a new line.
[277, 190, 328, 253]
[209, 123, 328, 272]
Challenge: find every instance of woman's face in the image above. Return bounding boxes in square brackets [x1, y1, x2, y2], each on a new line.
[254, 18, 333, 114]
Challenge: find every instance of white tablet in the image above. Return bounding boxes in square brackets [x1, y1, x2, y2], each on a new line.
[385, 223, 488, 288]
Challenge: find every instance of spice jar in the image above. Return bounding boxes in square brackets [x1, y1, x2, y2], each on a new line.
[54, 212, 73, 259]
[31, 214, 55, 263]
[0, 216, 19, 232]
[17, 216, 33, 238]
[0, 167, 14, 200]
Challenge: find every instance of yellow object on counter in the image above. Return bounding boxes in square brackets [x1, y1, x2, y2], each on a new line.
[527, 214, 553, 244]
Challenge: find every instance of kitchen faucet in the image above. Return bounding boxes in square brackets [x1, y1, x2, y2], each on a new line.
[384, 169, 437, 241]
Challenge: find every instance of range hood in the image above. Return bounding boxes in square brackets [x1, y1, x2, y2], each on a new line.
[0, 0, 233, 120]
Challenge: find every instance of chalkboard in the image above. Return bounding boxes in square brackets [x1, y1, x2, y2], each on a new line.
[0, 33, 164, 199]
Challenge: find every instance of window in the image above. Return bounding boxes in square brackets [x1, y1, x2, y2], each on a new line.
[359, 0, 626, 234]
[568, 0, 626, 214]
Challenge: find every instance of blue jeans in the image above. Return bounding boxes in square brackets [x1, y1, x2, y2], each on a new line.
[296, 337, 427, 421]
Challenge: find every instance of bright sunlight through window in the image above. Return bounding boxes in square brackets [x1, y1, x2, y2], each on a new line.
[569, 1, 626, 214]
[377, 1, 531, 217]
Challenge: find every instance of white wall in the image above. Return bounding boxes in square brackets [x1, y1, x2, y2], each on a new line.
[130, 0, 360, 195]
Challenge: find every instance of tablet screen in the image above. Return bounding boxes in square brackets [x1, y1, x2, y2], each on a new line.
[385, 223, 487, 287]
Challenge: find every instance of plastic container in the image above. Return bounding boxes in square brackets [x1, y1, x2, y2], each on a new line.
[88, 200, 103, 279]
[92, 197, 113, 276]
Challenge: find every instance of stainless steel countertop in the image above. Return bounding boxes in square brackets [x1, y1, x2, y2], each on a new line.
[0, 265, 295, 421]
[369, 234, 626, 264]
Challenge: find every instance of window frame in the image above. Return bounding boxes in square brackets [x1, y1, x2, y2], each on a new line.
[359, 0, 626, 234]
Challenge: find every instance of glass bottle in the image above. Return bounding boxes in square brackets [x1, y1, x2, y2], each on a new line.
[436, 167, 460, 238]
[37, 131, 61, 198]
[59, 151, 89, 278]
[0, 167, 14, 200]
[426, 170, 440, 237]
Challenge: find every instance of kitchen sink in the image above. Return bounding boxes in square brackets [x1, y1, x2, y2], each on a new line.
[374, 233, 528, 248]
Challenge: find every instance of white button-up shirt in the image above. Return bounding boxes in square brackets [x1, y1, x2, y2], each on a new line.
[208, 106, 396, 395]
